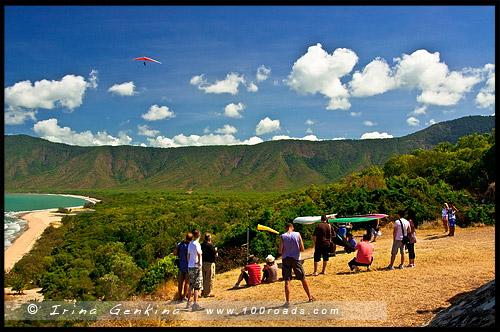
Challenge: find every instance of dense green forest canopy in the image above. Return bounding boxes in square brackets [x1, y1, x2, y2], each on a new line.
[5, 129, 495, 303]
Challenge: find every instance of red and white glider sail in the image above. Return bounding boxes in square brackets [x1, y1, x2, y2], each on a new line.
[133, 56, 162, 64]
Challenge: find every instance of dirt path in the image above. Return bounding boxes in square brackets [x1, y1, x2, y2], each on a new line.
[7, 225, 494, 327]
[164, 225, 495, 327]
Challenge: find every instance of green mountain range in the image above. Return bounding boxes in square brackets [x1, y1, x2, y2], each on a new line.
[4, 115, 495, 192]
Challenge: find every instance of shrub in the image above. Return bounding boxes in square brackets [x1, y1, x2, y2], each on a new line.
[57, 207, 71, 214]
[460, 204, 495, 227]
[135, 254, 178, 294]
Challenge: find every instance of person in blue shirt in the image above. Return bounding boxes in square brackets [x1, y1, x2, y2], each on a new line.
[174, 232, 192, 301]
[346, 232, 357, 248]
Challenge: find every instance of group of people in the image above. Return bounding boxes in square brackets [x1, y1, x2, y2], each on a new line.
[176, 223, 316, 309]
[232, 253, 280, 289]
[175, 205, 458, 309]
[311, 210, 421, 273]
[441, 202, 459, 236]
[234, 223, 316, 307]
[311, 214, 377, 274]
[173, 230, 218, 310]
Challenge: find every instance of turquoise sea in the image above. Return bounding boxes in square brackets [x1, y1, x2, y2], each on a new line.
[4, 193, 92, 250]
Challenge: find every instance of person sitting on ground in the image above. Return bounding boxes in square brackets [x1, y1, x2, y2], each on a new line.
[346, 232, 357, 248]
[233, 255, 262, 288]
[262, 254, 279, 283]
[348, 234, 374, 272]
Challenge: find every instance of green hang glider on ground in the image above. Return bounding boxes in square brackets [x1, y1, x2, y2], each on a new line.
[292, 214, 387, 253]
[292, 214, 387, 225]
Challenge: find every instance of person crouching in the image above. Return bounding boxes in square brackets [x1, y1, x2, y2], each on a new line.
[348, 234, 374, 272]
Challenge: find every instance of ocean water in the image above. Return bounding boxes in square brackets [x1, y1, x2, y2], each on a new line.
[4, 193, 92, 250]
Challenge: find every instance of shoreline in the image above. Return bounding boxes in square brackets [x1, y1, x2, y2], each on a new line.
[4, 194, 100, 273]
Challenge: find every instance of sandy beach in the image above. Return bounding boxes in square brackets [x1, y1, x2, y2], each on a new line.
[4, 194, 99, 273]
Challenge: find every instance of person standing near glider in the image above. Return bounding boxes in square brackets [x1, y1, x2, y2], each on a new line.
[367, 218, 381, 242]
[201, 233, 218, 298]
[385, 211, 411, 270]
[406, 210, 418, 267]
[312, 214, 334, 276]
[279, 223, 315, 307]
[186, 229, 203, 310]
[174, 232, 192, 301]
[441, 203, 449, 234]
[447, 202, 459, 236]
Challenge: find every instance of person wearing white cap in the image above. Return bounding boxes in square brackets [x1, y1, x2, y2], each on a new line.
[261, 254, 279, 283]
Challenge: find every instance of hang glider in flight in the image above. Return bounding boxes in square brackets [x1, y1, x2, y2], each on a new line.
[133, 57, 162, 66]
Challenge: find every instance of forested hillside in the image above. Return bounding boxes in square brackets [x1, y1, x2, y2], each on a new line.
[5, 129, 495, 306]
[4, 115, 495, 192]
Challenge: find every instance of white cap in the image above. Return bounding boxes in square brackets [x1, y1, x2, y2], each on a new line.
[266, 255, 275, 262]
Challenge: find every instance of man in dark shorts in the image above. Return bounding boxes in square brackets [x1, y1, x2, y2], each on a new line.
[278, 223, 315, 307]
[366, 218, 380, 242]
[312, 215, 333, 276]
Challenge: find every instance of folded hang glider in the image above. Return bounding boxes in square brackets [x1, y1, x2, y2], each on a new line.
[292, 213, 388, 254]
[292, 214, 337, 225]
[292, 213, 387, 224]
[133, 56, 162, 66]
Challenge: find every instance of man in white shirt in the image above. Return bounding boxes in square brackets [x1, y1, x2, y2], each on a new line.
[186, 229, 203, 310]
[385, 210, 411, 270]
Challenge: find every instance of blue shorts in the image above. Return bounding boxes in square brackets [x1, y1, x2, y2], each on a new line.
[448, 218, 456, 227]
[338, 227, 346, 236]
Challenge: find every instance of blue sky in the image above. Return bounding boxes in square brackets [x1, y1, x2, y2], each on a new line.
[4, 5, 495, 148]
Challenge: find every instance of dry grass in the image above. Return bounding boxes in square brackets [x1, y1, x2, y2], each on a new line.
[97, 224, 495, 327]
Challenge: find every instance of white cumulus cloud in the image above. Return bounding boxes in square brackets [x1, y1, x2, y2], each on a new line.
[256, 65, 271, 82]
[255, 117, 281, 135]
[224, 102, 245, 118]
[410, 105, 428, 116]
[349, 57, 396, 97]
[108, 81, 137, 96]
[272, 134, 319, 141]
[4, 109, 37, 125]
[393, 49, 482, 106]
[286, 45, 492, 113]
[247, 82, 258, 92]
[285, 43, 358, 110]
[360, 131, 393, 139]
[5, 71, 99, 125]
[214, 124, 237, 134]
[138, 124, 160, 137]
[147, 133, 262, 148]
[33, 118, 132, 146]
[141, 104, 175, 121]
[406, 117, 420, 126]
[5, 74, 92, 110]
[474, 64, 495, 109]
[88, 69, 99, 90]
[190, 73, 246, 95]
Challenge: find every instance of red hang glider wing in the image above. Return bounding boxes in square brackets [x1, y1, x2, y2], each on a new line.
[133, 56, 162, 64]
